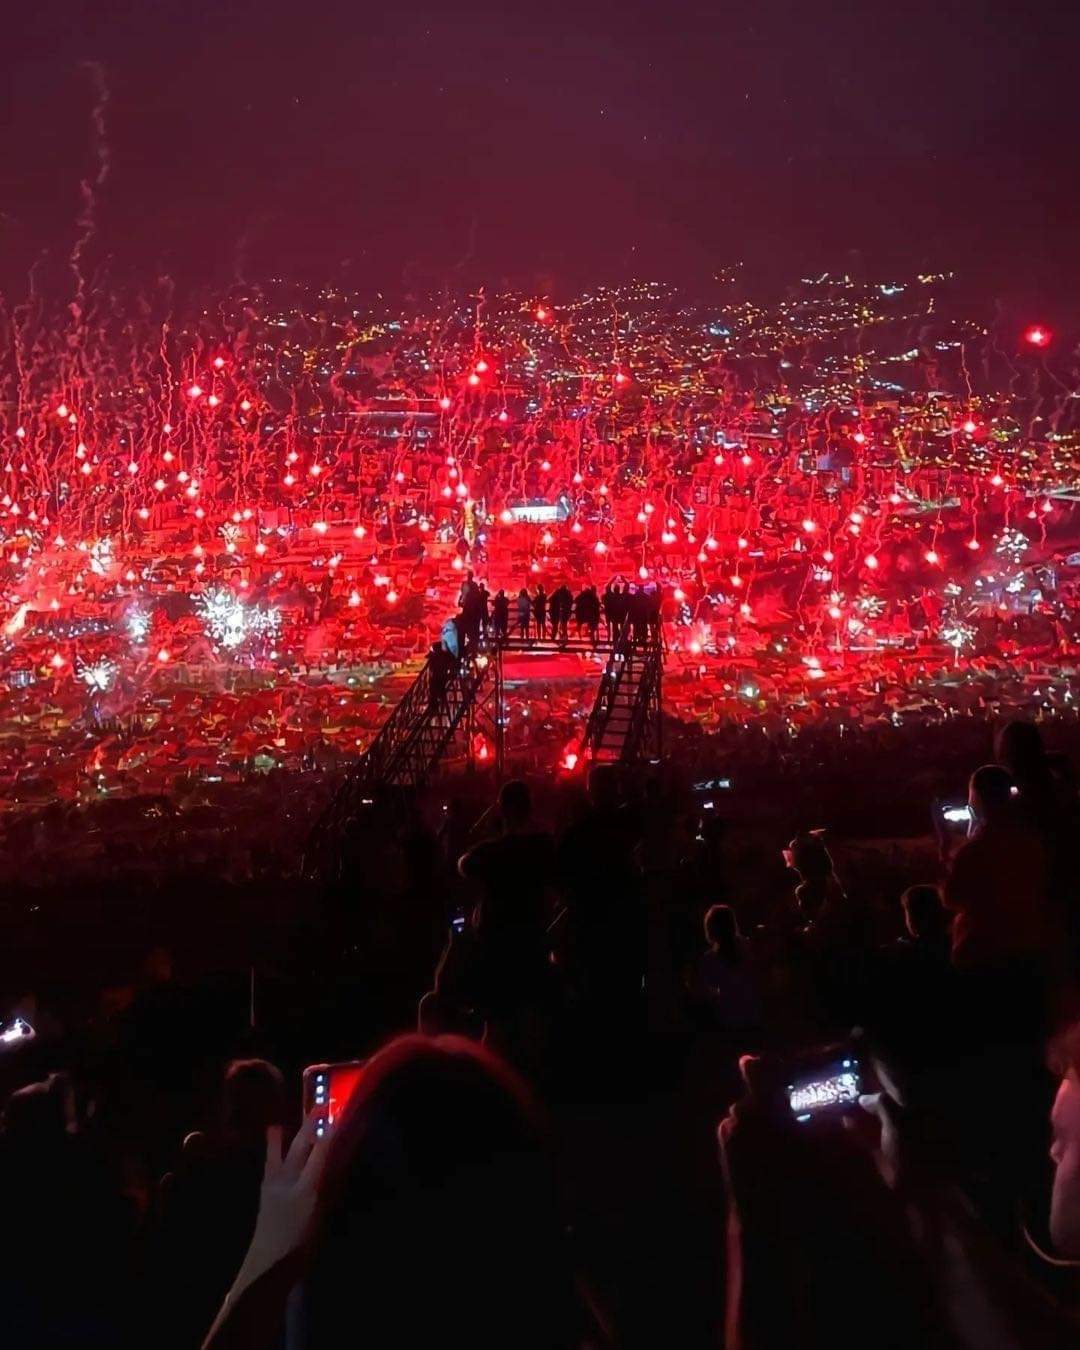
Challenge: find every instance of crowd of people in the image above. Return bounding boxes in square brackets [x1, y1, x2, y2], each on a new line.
[438, 572, 663, 656]
[3, 717, 1080, 1347]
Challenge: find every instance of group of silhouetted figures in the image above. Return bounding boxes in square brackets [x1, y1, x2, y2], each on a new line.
[428, 574, 663, 711]
[454, 574, 661, 648]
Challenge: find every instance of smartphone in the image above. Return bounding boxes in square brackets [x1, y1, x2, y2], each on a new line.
[786, 1053, 862, 1124]
[692, 777, 733, 793]
[0, 1017, 34, 1048]
[302, 1060, 366, 1138]
[941, 803, 972, 826]
[451, 911, 467, 934]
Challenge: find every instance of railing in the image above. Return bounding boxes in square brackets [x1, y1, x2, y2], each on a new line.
[619, 637, 664, 764]
[581, 622, 635, 757]
[360, 647, 492, 789]
[359, 657, 435, 786]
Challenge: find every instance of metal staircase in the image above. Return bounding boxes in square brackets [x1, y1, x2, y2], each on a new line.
[303, 624, 665, 880]
[302, 645, 501, 879]
[359, 649, 499, 790]
[581, 626, 664, 764]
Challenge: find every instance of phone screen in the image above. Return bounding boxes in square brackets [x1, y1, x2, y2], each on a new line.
[787, 1057, 862, 1123]
[0, 1018, 34, 1048]
[941, 804, 972, 825]
[303, 1061, 366, 1137]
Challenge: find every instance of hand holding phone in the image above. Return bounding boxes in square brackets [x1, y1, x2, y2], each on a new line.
[303, 1060, 366, 1138]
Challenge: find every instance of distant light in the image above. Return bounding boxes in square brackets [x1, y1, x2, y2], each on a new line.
[967, 538, 980, 550]
[474, 358, 489, 373]
[1024, 325, 1051, 348]
[962, 419, 977, 435]
[439, 396, 452, 410]
[925, 549, 939, 564]
[467, 373, 480, 386]
[187, 384, 202, 399]
[865, 554, 878, 569]
[853, 431, 866, 445]
[802, 518, 816, 533]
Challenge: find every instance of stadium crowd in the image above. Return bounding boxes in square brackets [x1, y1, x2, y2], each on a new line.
[2, 719, 1080, 1348]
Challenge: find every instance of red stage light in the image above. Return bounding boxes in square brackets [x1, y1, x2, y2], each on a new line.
[1024, 325, 1051, 348]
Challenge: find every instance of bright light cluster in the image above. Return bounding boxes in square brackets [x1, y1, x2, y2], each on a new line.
[196, 588, 280, 651]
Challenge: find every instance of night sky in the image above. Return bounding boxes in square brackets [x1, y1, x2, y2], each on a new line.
[2, 1, 1078, 304]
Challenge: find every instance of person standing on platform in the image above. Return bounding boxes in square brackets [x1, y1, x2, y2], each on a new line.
[491, 589, 509, 644]
[550, 583, 573, 643]
[516, 587, 531, 640]
[533, 584, 548, 640]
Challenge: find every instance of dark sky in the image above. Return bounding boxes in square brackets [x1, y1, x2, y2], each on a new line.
[2, 0, 1078, 305]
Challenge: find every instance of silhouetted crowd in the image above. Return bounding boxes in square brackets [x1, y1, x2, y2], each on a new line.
[438, 572, 664, 657]
[3, 721, 1080, 1348]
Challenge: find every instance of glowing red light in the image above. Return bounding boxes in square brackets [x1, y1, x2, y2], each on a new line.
[853, 431, 866, 445]
[536, 306, 548, 321]
[187, 384, 203, 399]
[474, 359, 488, 374]
[439, 396, 451, 410]
[467, 373, 480, 386]
[865, 554, 878, 569]
[1024, 325, 1051, 348]
[962, 419, 977, 435]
